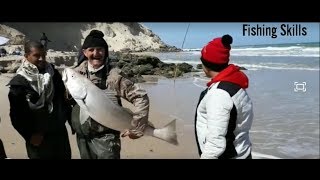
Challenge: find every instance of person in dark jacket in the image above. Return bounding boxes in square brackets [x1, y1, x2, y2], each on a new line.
[0, 116, 7, 159]
[0, 139, 7, 159]
[40, 33, 51, 50]
[7, 40, 73, 159]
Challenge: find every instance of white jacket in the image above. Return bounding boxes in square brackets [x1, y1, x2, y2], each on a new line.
[196, 81, 253, 159]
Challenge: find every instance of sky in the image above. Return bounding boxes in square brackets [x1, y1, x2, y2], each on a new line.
[0, 36, 9, 45]
[142, 23, 319, 48]
[1, 23, 318, 48]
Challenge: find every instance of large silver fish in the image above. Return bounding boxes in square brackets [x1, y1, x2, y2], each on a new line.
[62, 68, 178, 145]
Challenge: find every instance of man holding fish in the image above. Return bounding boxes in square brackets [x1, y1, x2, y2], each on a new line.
[67, 30, 150, 159]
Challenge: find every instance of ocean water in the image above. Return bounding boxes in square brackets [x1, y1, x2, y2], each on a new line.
[142, 42, 320, 159]
[152, 42, 320, 70]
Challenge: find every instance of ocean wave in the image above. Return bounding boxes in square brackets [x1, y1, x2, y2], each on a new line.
[236, 63, 320, 71]
[160, 59, 319, 71]
[162, 59, 200, 65]
[186, 46, 319, 57]
[183, 48, 201, 52]
[192, 77, 209, 89]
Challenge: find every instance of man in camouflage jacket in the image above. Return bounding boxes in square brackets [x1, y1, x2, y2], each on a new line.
[70, 30, 149, 159]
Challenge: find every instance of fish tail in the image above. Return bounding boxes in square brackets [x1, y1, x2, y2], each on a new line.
[153, 119, 178, 145]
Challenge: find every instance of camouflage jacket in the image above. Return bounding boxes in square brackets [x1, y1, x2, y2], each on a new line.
[73, 60, 150, 134]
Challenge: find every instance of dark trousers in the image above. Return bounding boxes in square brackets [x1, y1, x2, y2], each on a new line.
[246, 153, 252, 159]
[26, 127, 71, 159]
[0, 139, 7, 159]
[76, 133, 121, 159]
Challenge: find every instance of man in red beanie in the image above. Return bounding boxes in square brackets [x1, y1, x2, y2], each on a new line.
[195, 34, 254, 159]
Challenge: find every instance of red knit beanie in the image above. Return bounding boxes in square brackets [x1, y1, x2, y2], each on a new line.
[201, 34, 233, 65]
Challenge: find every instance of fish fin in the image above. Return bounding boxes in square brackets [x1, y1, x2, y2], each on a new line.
[153, 119, 178, 145]
[76, 98, 88, 111]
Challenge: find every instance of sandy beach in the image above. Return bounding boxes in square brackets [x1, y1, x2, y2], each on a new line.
[1, 64, 319, 159]
[0, 73, 199, 159]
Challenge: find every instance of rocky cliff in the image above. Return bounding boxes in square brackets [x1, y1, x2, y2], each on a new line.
[1, 23, 180, 52]
[0, 23, 193, 81]
[0, 24, 26, 45]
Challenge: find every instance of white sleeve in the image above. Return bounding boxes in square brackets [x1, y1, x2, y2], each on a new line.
[200, 89, 233, 159]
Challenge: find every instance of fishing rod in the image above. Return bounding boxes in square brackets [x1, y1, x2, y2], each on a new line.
[171, 23, 190, 119]
[173, 23, 190, 82]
